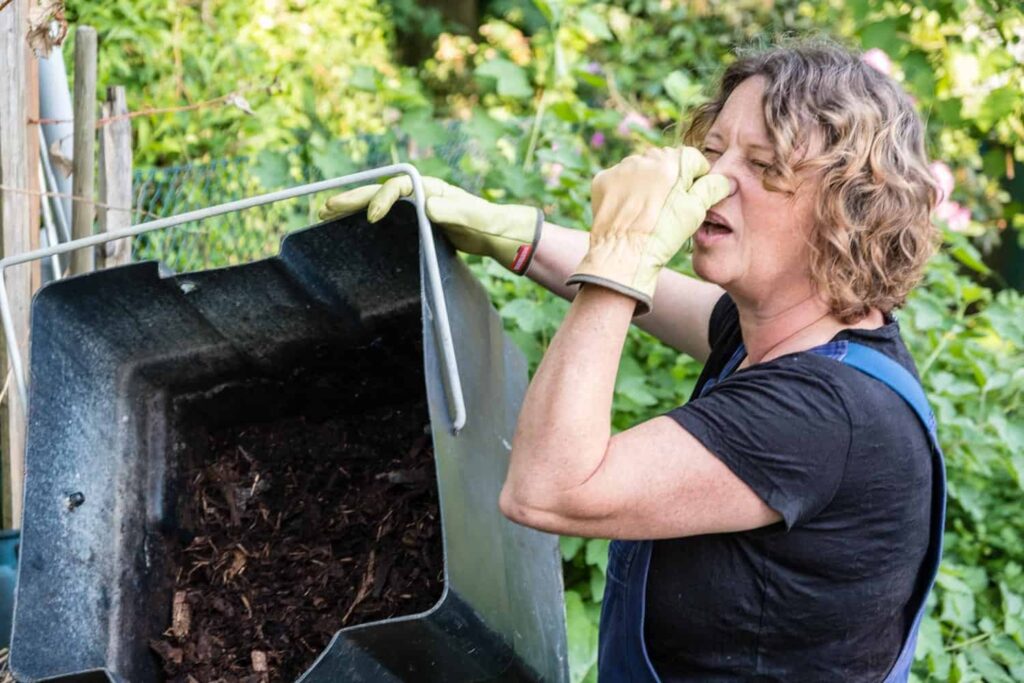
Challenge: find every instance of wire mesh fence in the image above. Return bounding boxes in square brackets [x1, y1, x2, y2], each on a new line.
[130, 126, 481, 273]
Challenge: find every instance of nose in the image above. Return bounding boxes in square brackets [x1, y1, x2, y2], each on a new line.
[707, 156, 739, 198]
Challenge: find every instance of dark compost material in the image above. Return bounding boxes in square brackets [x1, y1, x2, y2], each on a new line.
[150, 328, 444, 682]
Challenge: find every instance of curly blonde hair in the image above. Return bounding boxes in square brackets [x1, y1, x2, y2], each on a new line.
[684, 38, 941, 323]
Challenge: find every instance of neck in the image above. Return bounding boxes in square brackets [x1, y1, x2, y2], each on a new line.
[732, 286, 835, 365]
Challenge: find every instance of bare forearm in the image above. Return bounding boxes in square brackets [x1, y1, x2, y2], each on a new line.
[525, 221, 591, 300]
[503, 286, 634, 508]
[528, 221, 722, 361]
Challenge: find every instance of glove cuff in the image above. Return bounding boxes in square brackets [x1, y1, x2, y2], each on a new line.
[563, 273, 653, 316]
[508, 208, 545, 275]
[565, 236, 660, 315]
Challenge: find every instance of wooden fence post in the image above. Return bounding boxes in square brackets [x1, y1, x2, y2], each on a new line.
[0, 0, 36, 528]
[70, 24, 96, 275]
[98, 86, 132, 269]
[26, 6, 40, 292]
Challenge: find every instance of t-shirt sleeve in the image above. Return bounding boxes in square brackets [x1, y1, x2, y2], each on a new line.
[666, 360, 853, 529]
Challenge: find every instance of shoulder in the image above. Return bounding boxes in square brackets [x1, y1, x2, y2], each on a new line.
[754, 327, 925, 438]
[817, 320, 927, 428]
[715, 306, 923, 416]
[669, 354, 855, 528]
[668, 317, 932, 528]
[699, 301, 928, 442]
[702, 352, 857, 434]
[770, 331, 934, 492]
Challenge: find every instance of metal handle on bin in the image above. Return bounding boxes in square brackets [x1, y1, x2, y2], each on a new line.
[0, 163, 467, 433]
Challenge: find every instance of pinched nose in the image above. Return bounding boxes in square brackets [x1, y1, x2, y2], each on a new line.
[713, 176, 738, 208]
[690, 174, 732, 209]
[705, 157, 740, 199]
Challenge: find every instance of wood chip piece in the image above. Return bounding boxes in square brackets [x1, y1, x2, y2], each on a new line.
[149, 638, 183, 665]
[225, 549, 247, 581]
[342, 549, 376, 624]
[172, 590, 191, 638]
[252, 649, 268, 672]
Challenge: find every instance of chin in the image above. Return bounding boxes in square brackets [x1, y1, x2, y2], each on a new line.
[693, 250, 731, 286]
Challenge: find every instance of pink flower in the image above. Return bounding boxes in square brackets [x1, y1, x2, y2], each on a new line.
[584, 61, 602, 75]
[590, 131, 606, 148]
[934, 199, 971, 232]
[949, 205, 971, 233]
[861, 48, 892, 76]
[929, 161, 954, 203]
[616, 111, 651, 136]
[545, 162, 564, 188]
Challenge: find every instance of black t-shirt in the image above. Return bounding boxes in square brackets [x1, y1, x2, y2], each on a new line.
[645, 294, 933, 681]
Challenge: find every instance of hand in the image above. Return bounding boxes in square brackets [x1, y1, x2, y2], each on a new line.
[566, 146, 729, 315]
[320, 176, 544, 275]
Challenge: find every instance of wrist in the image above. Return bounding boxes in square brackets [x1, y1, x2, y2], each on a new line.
[573, 280, 644, 317]
[508, 207, 545, 275]
[566, 235, 665, 315]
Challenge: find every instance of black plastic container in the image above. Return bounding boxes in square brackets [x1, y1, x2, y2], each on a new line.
[10, 204, 568, 682]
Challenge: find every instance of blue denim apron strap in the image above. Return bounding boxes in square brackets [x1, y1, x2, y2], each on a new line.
[696, 343, 747, 396]
[597, 340, 946, 682]
[839, 343, 947, 683]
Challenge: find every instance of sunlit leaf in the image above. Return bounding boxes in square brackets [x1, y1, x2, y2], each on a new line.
[561, 536, 585, 562]
[476, 58, 534, 99]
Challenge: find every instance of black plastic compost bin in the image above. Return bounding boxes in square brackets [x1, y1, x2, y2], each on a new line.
[10, 202, 569, 683]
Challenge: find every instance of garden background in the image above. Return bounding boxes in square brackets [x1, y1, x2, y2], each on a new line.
[61, 0, 1024, 680]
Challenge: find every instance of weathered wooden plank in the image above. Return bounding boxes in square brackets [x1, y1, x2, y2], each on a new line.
[70, 24, 96, 275]
[98, 86, 132, 269]
[0, 0, 34, 527]
[26, 30, 40, 291]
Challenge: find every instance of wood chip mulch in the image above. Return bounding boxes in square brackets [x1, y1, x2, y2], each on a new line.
[150, 399, 444, 682]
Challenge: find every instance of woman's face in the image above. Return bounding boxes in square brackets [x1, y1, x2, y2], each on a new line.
[693, 76, 819, 308]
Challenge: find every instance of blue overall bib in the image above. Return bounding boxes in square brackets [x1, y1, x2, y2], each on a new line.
[598, 341, 947, 682]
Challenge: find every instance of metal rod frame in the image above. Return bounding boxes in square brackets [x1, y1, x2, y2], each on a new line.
[36, 163, 63, 282]
[0, 163, 467, 432]
[38, 126, 71, 245]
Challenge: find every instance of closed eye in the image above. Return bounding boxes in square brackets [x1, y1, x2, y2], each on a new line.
[704, 145, 774, 168]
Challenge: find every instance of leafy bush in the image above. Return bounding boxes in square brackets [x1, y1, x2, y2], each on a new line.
[901, 248, 1024, 681]
[64, 0, 408, 165]
[832, 0, 1024, 249]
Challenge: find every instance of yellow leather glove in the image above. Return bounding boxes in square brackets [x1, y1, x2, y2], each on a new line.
[566, 147, 730, 315]
[319, 176, 544, 275]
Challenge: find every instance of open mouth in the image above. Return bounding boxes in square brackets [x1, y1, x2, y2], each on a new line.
[698, 219, 732, 236]
[694, 212, 734, 247]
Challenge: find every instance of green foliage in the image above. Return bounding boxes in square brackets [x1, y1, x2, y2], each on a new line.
[829, 0, 1024, 249]
[899, 247, 1024, 681]
[130, 151, 325, 272]
[381, 0, 448, 42]
[64, 0, 413, 166]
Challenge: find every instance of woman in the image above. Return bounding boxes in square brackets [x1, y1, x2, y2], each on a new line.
[322, 40, 943, 682]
